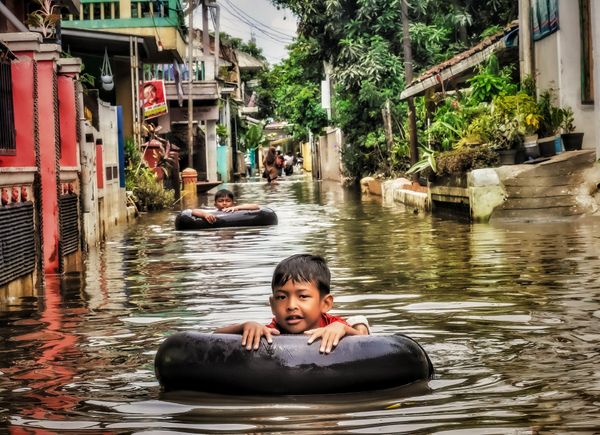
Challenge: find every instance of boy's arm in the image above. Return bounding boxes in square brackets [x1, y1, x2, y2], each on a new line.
[215, 321, 279, 350]
[222, 203, 260, 212]
[191, 208, 217, 223]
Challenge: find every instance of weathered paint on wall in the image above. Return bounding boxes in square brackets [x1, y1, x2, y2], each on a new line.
[58, 75, 79, 168]
[0, 56, 35, 168]
[36, 60, 60, 274]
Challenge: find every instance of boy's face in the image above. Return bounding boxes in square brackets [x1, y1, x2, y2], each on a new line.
[269, 280, 333, 334]
[214, 196, 233, 210]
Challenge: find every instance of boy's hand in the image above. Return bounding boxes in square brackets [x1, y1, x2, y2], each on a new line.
[222, 206, 238, 213]
[204, 213, 217, 223]
[241, 321, 280, 350]
[194, 210, 217, 223]
[304, 322, 348, 354]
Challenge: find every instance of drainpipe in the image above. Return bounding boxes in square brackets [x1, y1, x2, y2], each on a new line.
[0, 3, 28, 32]
[76, 81, 91, 213]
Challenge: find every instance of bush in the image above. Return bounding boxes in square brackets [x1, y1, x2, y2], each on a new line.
[129, 168, 175, 211]
[435, 145, 499, 176]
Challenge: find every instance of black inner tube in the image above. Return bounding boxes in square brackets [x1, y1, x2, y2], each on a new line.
[175, 207, 278, 230]
[155, 332, 434, 395]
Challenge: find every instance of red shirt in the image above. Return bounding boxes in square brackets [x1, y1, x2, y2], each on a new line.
[266, 313, 349, 333]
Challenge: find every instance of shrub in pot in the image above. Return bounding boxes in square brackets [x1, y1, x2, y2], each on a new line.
[560, 107, 584, 151]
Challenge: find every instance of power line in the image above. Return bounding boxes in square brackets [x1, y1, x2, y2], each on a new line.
[219, 2, 294, 44]
[222, 0, 296, 40]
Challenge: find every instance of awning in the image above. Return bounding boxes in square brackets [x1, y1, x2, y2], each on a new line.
[61, 28, 173, 63]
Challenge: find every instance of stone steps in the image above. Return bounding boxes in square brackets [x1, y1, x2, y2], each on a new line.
[491, 150, 597, 220]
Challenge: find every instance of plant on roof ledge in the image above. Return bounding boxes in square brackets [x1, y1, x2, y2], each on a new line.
[26, 0, 61, 40]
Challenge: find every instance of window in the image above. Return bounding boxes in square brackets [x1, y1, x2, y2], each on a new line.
[0, 58, 16, 155]
[579, 0, 594, 104]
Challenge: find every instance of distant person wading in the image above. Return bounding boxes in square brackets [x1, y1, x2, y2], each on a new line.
[263, 146, 279, 183]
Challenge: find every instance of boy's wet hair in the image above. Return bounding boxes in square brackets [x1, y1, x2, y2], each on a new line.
[271, 254, 331, 296]
[214, 189, 234, 201]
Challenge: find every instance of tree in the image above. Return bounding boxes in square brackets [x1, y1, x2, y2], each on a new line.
[268, 0, 517, 178]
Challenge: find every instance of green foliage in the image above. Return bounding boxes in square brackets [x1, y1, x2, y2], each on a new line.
[561, 106, 576, 133]
[216, 124, 228, 144]
[537, 90, 563, 137]
[130, 170, 175, 211]
[124, 137, 175, 211]
[243, 124, 269, 150]
[407, 145, 437, 175]
[467, 55, 517, 104]
[268, 0, 518, 177]
[260, 38, 328, 142]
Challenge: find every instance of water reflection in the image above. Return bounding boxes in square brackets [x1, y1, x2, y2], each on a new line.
[1, 178, 600, 432]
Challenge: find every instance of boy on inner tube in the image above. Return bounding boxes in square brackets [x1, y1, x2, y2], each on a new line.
[215, 254, 370, 353]
[182, 189, 259, 224]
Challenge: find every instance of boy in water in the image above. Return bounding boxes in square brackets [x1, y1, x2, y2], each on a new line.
[183, 189, 259, 224]
[215, 254, 370, 353]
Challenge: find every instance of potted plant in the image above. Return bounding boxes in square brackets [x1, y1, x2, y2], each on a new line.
[560, 107, 584, 151]
[536, 90, 563, 157]
[26, 0, 61, 43]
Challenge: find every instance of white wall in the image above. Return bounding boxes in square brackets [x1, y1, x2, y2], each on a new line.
[98, 102, 127, 229]
[593, 0, 600, 156]
[534, 0, 597, 149]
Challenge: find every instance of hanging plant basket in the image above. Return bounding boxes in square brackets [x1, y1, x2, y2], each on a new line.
[100, 47, 114, 92]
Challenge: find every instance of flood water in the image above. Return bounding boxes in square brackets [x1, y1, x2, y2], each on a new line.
[2, 177, 600, 433]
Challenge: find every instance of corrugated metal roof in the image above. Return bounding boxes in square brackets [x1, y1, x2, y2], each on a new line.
[400, 21, 519, 100]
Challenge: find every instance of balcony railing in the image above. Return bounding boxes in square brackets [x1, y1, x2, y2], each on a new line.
[143, 62, 205, 82]
[62, 0, 184, 27]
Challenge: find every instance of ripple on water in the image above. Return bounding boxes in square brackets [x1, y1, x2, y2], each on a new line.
[2, 180, 600, 432]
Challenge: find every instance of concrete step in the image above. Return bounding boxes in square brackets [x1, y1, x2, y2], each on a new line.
[492, 203, 586, 219]
[500, 195, 579, 209]
[504, 184, 581, 198]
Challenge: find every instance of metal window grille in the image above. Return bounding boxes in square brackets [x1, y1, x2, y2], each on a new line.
[0, 203, 35, 287]
[59, 194, 80, 256]
[0, 59, 16, 155]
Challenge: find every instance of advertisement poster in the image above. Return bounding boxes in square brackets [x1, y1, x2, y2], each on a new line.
[141, 79, 168, 119]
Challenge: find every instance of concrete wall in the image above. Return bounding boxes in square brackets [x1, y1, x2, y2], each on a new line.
[534, 1, 597, 150]
[317, 128, 343, 182]
[98, 102, 128, 230]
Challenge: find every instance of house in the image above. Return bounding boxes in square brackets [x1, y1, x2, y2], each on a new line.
[0, 2, 87, 293]
[520, 0, 598, 153]
[61, 0, 222, 183]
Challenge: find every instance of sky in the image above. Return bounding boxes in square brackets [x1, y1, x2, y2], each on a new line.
[210, 0, 298, 65]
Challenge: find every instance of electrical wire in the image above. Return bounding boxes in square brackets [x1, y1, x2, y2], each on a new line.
[219, 2, 294, 43]
[222, 0, 295, 40]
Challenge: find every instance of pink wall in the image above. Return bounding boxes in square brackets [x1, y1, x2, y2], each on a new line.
[0, 56, 35, 168]
[37, 61, 60, 274]
[58, 75, 78, 168]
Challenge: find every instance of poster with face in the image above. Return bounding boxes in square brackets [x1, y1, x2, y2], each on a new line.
[141, 79, 168, 119]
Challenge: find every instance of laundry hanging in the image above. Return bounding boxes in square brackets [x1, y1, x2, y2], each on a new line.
[101, 47, 114, 91]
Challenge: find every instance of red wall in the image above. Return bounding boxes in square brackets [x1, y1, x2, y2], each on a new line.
[96, 143, 104, 190]
[58, 76, 78, 168]
[37, 61, 60, 274]
[0, 56, 35, 168]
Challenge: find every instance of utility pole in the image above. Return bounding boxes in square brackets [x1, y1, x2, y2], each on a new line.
[187, 0, 196, 169]
[401, 0, 419, 167]
[519, 0, 533, 79]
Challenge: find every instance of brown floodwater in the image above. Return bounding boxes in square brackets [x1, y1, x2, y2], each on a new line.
[1, 177, 600, 434]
